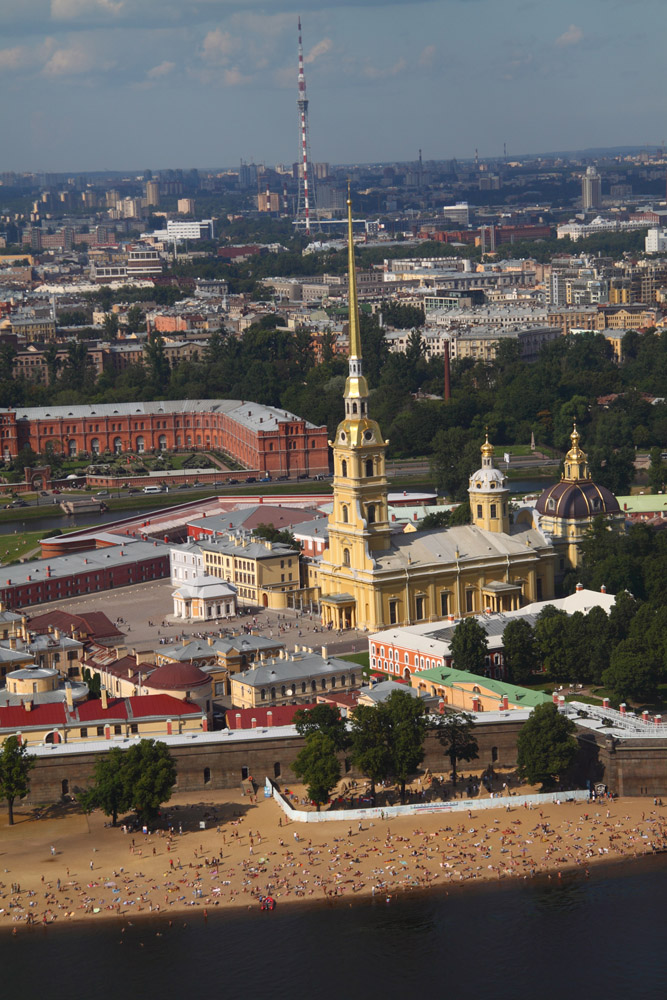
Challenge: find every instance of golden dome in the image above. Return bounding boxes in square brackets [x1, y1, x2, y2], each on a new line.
[565, 424, 586, 464]
[481, 432, 494, 459]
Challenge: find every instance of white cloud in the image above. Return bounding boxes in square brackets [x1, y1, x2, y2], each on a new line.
[147, 60, 174, 79]
[223, 66, 251, 86]
[201, 28, 237, 65]
[364, 57, 406, 80]
[418, 44, 436, 69]
[555, 24, 583, 47]
[51, 0, 124, 19]
[0, 47, 29, 72]
[305, 38, 332, 64]
[42, 43, 112, 75]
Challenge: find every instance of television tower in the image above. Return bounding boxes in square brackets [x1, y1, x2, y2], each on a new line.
[295, 17, 318, 235]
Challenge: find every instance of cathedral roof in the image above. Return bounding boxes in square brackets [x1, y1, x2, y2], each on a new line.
[535, 480, 620, 519]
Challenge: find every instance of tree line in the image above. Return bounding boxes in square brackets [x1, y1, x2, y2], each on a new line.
[291, 693, 579, 808]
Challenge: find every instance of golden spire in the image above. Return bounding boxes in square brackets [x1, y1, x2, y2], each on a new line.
[343, 182, 369, 403]
[347, 183, 362, 361]
[563, 422, 590, 481]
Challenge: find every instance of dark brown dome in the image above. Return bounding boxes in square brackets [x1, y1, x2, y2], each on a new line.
[536, 480, 620, 520]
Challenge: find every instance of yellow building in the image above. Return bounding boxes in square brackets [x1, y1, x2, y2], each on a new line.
[200, 534, 300, 608]
[315, 195, 556, 632]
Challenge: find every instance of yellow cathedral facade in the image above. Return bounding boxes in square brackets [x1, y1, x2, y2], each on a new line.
[315, 195, 558, 632]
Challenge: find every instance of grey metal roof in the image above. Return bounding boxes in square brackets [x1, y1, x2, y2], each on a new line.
[1, 538, 168, 588]
[13, 398, 322, 431]
[235, 652, 355, 688]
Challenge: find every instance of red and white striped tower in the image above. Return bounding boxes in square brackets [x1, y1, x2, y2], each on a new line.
[296, 16, 318, 235]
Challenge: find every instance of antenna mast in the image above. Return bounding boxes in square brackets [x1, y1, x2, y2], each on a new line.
[296, 16, 318, 235]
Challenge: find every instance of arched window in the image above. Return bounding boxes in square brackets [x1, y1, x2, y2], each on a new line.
[136, 435, 145, 453]
[270, 687, 276, 699]
[350, 673, 356, 686]
[281, 685, 286, 696]
[342, 504, 349, 523]
[343, 548, 351, 567]
[311, 680, 317, 691]
[68, 439, 77, 457]
[352, 402, 357, 414]
[274, 761, 281, 778]
[341, 459, 347, 478]
[365, 459, 373, 477]
[261, 688, 266, 700]
[61, 778, 69, 797]
[159, 435, 167, 451]
[203, 767, 211, 784]
[367, 504, 376, 524]
[91, 438, 100, 455]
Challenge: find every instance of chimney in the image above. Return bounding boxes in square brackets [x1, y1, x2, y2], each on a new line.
[642, 710, 650, 724]
[472, 697, 481, 712]
[208, 636, 214, 646]
[24, 699, 32, 713]
[501, 694, 509, 710]
[552, 691, 559, 704]
[655, 715, 662, 726]
[620, 703, 626, 715]
[600, 584, 606, 594]
[267, 710, 273, 727]
[321, 645, 328, 659]
[101, 687, 108, 711]
[575, 582, 583, 592]
[65, 683, 74, 711]
[602, 697, 610, 710]
[9, 638, 16, 650]
[54, 628, 61, 640]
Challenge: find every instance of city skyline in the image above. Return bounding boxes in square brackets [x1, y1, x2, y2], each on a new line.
[0, 0, 664, 172]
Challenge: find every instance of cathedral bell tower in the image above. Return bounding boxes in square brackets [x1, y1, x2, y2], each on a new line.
[325, 188, 392, 578]
[469, 432, 510, 533]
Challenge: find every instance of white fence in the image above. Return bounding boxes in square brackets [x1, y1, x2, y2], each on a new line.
[269, 783, 590, 823]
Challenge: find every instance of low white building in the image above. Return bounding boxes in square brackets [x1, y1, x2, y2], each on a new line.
[172, 575, 237, 621]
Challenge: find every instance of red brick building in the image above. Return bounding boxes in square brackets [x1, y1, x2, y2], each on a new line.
[5, 399, 329, 477]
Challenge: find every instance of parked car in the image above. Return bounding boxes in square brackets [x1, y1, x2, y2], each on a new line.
[227, 478, 239, 485]
[10, 499, 28, 507]
[245, 476, 256, 483]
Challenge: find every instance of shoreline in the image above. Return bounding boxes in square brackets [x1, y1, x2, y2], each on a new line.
[2, 850, 665, 938]
[0, 790, 665, 934]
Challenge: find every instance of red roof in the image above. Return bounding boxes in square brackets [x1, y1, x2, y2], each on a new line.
[127, 695, 202, 718]
[144, 661, 209, 691]
[0, 703, 67, 729]
[27, 609, 123, 641]
[227, 704, 315, 730]
[77, 698, 129, 722]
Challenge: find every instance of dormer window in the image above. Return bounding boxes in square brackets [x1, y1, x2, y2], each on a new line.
[547, 498, 556, 512]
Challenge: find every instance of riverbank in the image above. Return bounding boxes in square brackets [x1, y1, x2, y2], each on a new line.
[0, 788, 665, 931]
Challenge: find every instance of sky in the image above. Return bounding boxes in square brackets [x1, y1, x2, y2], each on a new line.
[0, 0, 664, 173]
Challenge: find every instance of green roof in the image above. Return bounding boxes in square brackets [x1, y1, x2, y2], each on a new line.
[415, 665, 551, 709]
[616, 494, 667, 514]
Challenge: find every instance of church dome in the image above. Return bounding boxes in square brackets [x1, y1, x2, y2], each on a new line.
[468, 433, 507, 493]
[535, 480, 620, 519]
[145, 661, 210, 691]
[536, 424, 619, 519]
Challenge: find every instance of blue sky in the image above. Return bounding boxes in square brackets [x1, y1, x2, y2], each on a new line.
[0, 0, 663, 172]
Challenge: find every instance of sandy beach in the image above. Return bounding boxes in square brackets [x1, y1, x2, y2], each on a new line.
[0, 785, 666, 931]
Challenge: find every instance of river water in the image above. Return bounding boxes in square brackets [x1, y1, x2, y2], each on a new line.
[2, 856, 664, 1000]
[0, 478, 553, 537]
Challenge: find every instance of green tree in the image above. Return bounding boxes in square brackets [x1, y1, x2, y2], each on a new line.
[450, 617, 488, 675]
[252, 523, 298, 548]
[80, 746, 129, 826]
[516, 703, 578, 789]
[292, 732, 341, 811]
[602, 638, 664, 704]
[144, 334, 171, 390]
[122, 740, 177, 823]
[349, 704, 392, 801]
[384, 690, 428, 803]
[419, 510, 451, 530]
[435, 712, 479, 786]
[502, 618, 538, 684]
[101, 313, 119, 342]
[293, 703, 349, 751]
[0, 736, 35, 825]
[125, 304, 145, 334]
[534, 605, 569, 680]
